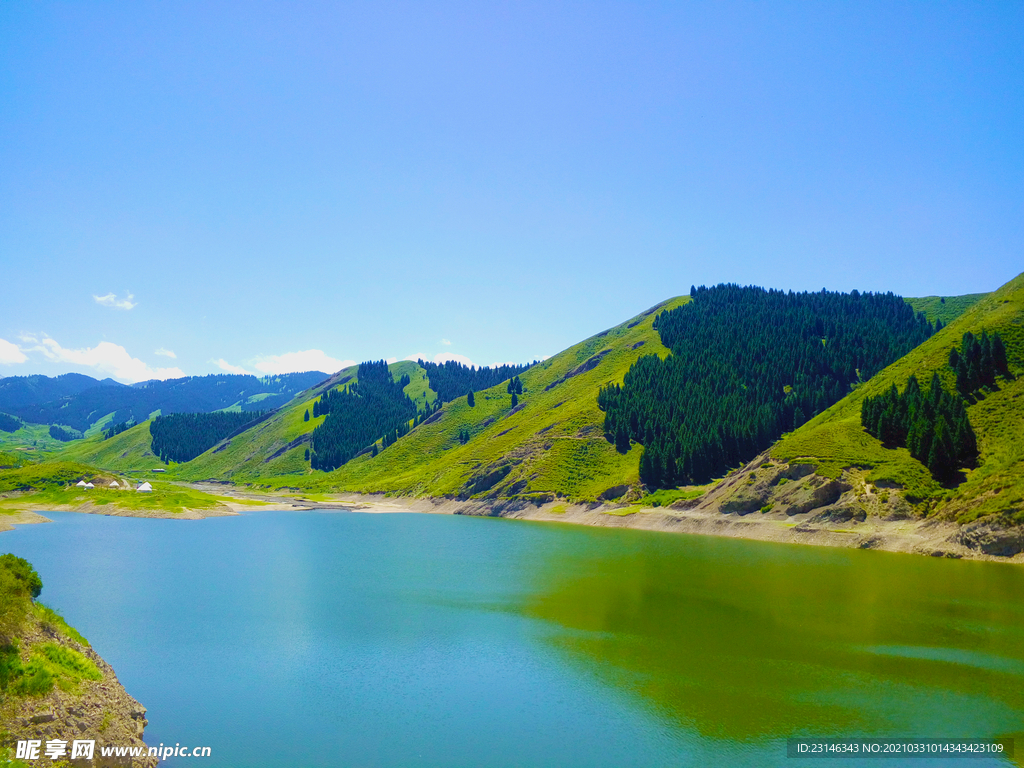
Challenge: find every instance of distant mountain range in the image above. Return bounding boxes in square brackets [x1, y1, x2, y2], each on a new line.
[0, 371, 329, 433]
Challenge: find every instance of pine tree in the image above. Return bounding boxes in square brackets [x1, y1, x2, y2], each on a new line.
[992, 334, 1010, 378]
[304, 409, 310, 422]
[511, 393, 518, 408]
[467, 390, 475, 407]
[304, 448, 310, 461]
[615, 424, 630, 453]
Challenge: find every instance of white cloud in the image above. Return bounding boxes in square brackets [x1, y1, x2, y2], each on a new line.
[404, 353, 429, 362]
[94, 292, 137, 310]
[155, 347, 177, 359]
[440, 338, 452, 346]
[386, 357, 397, 364]
[25, 335, 184, 383]
[253, 350, 354, 375]
[214, 358, 254, 376]
[0, 338, 28, 364]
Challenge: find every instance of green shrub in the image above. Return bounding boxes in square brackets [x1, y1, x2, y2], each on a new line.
[0, 569, 30, 642]
[0, 554, 42, 598]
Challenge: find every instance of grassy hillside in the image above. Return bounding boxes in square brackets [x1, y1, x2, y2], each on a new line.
[775, 272, 1024, 523]
[207, 297, 687, 499]
[0, 420, 73, 456]
[56, 420, 162, 474]
[905, 293, 987, 325]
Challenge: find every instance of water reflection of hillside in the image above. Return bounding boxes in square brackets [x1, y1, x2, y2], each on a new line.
[519, 527, 1024, 746]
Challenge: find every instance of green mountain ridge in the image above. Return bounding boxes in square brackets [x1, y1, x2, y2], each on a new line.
[51, 281, 1022, 542]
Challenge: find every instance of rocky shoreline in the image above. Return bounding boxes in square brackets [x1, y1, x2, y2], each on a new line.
[1, 613, 157, 767]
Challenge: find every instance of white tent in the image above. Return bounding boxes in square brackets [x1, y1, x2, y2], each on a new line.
[75, 480, 88, 487]
[109, 480, 120, 488]
[137, 482, 153, 492]
[83, 482, 95, 490]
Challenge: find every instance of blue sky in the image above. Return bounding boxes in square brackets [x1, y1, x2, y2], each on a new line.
[1, 1, 1021, 383]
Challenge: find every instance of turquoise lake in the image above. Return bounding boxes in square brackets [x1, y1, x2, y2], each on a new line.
[2, 509, 1022, 767]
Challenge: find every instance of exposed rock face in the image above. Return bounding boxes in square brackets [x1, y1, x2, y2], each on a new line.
[954, 522, 1024, 557]
[660, 449, 1023, 560]
[1, 617, 157, 767]
[686, 453, 855, 519]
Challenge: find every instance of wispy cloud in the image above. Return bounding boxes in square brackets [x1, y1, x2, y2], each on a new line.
[440, 338, 452, 346]
[214, 358, 254, 376]
[155, 347, 177, 359]
[22, 334, 184, 383]
[0, 338, 28, 365]
[253, 350, 354, 375]
[93, 292, 137, 310]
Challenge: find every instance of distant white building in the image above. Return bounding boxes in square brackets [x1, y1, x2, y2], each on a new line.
[75, 480, 88, 487]
[137, 482, 153, 492]
[109, 480, 120, 488]
[83, 482, 95, 490]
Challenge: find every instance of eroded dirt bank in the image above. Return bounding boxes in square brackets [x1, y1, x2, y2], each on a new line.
[189, 460, 1024, 563]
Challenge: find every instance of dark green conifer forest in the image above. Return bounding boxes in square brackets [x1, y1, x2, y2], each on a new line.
[103, 419, 135, 440]
[418, 360, 531, 403]
[47, 425, 82, 442]
[861, 374, 977, 483]
[949, 330, 1011, 397]
[150, 411, 268, 463]
[599, 284, 936, 488]
[861, 329, 1011, 483]
[309, 361, 419, 471]
[0, 413, 20, 433]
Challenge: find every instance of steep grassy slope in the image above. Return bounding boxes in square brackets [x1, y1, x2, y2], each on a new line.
[774, 271, 1024, 523]
[243, 298, 688, 499]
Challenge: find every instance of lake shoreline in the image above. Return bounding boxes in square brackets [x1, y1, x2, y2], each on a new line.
[186, 481, 1024, 564]
[5, 482, 1021, 564]
[314, 493, 1024, 563]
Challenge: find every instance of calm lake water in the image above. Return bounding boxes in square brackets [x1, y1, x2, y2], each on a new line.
[2, 510, 1022, 767]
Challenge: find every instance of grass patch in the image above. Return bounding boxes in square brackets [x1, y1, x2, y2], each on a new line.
[602, 508, 637, 516]
[0, 640, 101, 698]
[30, 641, 101, 694]
[0, 481, 228, 515]
[548, 504, 568, 514]
[634, 485, 712, 508]
[33, 603, 89, 647]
